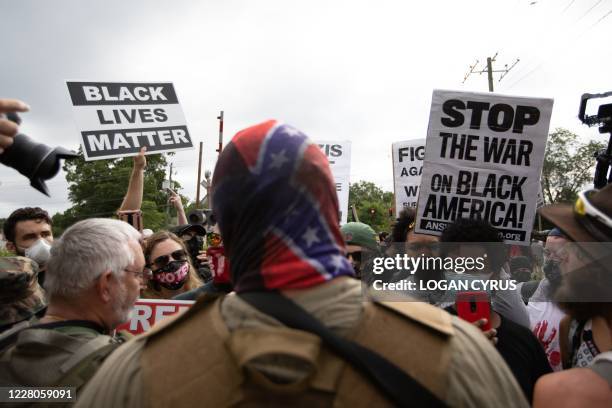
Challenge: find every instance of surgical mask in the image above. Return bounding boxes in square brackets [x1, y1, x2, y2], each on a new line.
[152, 260, 189, 290]
[24, 238, 52, 267]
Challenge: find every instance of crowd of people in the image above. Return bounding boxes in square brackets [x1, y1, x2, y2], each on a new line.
[1, 97, 611, 407]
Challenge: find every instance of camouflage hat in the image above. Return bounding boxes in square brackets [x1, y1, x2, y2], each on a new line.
[340, 222, 379, 252]
[0, 256, 47, 327]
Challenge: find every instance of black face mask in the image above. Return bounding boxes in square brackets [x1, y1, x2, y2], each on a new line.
[185, 236, 204, 265]
[543, 259, 562, 295]
[152, 260, 189, 290]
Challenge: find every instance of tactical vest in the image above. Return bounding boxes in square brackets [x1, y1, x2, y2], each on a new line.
[0, 321, 123, 394]
[140, 296, 454, 407]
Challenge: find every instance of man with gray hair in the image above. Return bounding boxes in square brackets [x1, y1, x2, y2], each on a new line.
[0, 218, 146, 393]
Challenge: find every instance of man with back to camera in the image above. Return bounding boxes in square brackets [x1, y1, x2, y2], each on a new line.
[77, 120, 526, 408]
[0, 218, 146, 394]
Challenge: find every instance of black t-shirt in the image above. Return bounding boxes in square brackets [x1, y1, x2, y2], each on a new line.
[446, 307, 552, 402]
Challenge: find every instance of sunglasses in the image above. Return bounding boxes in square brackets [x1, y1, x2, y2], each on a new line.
[207, 232, 222, 247]
[150, 249, 187, 270]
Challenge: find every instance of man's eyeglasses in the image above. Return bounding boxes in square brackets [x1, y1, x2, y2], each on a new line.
[149, 249, 188, 270]
[124, 268, 153, 281]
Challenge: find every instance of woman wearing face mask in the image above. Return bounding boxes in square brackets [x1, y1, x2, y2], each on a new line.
[142, 231, 203, 299]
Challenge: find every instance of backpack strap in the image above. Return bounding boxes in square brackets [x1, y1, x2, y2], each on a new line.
[589, 351, 612, 387]
[238, 291, 447, 408]
[56, 341, 120, 388]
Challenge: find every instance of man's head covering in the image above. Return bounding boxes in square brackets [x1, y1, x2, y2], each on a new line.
[540, 185, 612, 243]
[211, 120, 354, 292]
[0, 256, 46, 329]
[547, 227, 564, 237]
[341, 222, 379, 252]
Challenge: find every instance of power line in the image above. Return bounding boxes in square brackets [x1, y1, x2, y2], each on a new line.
[462, 52, 520, 92]
[562, 0, 576, 14]
[505, 6, 612, 89]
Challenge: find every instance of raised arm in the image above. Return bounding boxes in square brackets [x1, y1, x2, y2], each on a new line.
[118, 147, 146, 211]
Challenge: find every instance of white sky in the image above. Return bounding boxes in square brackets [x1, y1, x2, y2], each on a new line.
[1, 0, 611, 218]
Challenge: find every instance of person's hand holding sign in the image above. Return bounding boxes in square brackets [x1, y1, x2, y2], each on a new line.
[0, 98, 30, 155]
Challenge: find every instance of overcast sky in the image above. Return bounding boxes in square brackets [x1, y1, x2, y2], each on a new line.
[1, 0, 611, 218]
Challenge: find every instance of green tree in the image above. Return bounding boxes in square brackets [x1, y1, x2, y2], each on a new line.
[52, 147, 179, 235]
[541, 128, 605, 205]
[348, 181, 394, 233]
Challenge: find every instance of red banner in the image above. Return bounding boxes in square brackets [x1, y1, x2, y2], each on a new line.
[116, 298, 194, 335]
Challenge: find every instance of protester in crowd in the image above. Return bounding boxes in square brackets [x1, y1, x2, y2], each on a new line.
[527, 228, 568, 371]
[0, 218, 144, 392]
[396, 219, 446, 304]
[440, 218, 552, 402]
[533, 186, 612, 407]
[340, 221, 379, 280]
[390, 208, 415, 243]
[77, 120, 527, 408]
[509, 255, 539, 303]
[0, 257, 46, 335]
[3, 207, 54, 284]
[0, 98, 29, 155]
[170, 223, 211, 282]
[174, 224, 233, 300]
[142, 231, 203, 299]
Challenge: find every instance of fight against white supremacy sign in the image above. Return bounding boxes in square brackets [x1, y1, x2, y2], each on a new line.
[66, 81, 194, 160]
[317, 141, 351, 225]
[415, 90, 553, 244]
[392, 139, 425, 212]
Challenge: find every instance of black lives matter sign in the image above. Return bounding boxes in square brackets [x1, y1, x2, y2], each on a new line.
[66, 81, 193, 160]
[415, 90, 553, 244]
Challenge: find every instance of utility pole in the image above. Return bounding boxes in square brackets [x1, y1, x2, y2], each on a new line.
[216, 110, 224, 157]
[165, 162, 173, 227]
[196, 141, 203, 207]
[462, 52, 520, 92]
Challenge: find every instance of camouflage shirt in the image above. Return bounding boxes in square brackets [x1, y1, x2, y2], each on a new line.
[0, 257, 47, 330]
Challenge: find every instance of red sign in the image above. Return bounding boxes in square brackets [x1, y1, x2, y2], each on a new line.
[116, 298, 194, 335]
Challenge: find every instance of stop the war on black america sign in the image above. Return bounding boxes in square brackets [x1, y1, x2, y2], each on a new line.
[66, 81, 194, 161]
[415, 90, 553, 244]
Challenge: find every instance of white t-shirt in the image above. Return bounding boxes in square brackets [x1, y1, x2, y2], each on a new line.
[528, 279, 565, 371]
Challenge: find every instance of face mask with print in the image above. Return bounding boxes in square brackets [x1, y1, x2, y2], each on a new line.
[24, 238, 52, 266]
[152, 260, 189, 290]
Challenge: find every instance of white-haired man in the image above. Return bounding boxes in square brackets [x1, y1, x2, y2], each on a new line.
[0, 218, 146, 392]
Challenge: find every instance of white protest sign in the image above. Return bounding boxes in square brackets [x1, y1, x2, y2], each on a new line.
[66, 81, 194, 161]
[116, 298, 194, 335]
[415, 90, 553, 244]
[317, 141, 351, 224]
[392, 139, 425, 213]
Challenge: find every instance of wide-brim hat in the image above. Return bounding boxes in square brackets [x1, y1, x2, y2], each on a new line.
[539, 183, 612, 258]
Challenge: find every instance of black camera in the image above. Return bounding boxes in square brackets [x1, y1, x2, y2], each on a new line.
[0, 113, 78, 196]
[187, 209, 216, 229]
[578, 92, 612, 188]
